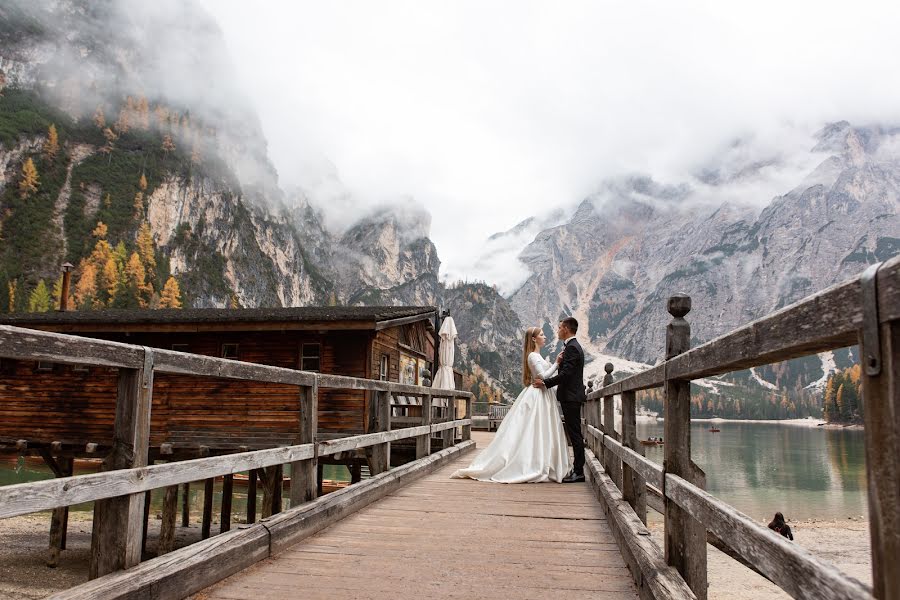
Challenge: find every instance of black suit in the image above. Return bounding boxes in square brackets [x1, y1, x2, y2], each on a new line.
[542, 338, 586, 475]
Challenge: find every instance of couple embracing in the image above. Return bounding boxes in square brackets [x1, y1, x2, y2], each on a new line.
[452, 317, 586, 484]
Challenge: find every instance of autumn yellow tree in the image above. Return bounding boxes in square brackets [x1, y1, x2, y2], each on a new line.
[43, 124, 59, 161]
[137, 96, 150, 129]
[7, 280, 17, 312]
[133, 192, 143, 217]
[161, 134, 176, 155]
[18, 158, 39, 198]
[125, 252, 151, 307]
[229, 294, 241, 309]
[93, 106, 106, 129]
[101, 127, 117, 154]
[159, 276, 182, 309]
[74, 263, 98, 308]
[139, 174, 148, 191]
[136, 222, 157, 281]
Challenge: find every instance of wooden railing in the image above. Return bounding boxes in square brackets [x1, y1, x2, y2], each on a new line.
[0, 325, 474, 598]
[584, 255, 900, 600]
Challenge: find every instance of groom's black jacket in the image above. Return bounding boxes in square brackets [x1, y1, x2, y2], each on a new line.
[542, 338, 586, 404]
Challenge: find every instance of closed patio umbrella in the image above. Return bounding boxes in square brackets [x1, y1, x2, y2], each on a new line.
[431, 316, 459, 416]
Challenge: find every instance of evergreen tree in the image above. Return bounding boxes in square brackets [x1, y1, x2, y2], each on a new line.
[159, 276, 182, 309]
[18, 158, 39, 198]
[43, 124, 59, 161]
[27, 280, 51, 312]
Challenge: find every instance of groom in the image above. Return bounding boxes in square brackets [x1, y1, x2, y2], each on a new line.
[533, 316, 586, 483]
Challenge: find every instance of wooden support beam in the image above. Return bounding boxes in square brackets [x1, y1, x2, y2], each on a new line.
[271, 464, 283, 515]
[290, 382, 317, 508]
[158, 485, 178, 555]
[140, 490, 151, 557]
[180, 483, 190, 527]
[663, 295, 707, 600]
[246, 470, 257, 524]
[89, 363, 153, 580]
[367, 390, 391, 475]
[621, 390, 647, 525]
[220, 474, 233, 534]
[416, 394, 433, 459]
[859, 316, 900, 600]
[47, 457, 73, 568]
[462, 396, 472, 441]
[201, 478, 214, 540]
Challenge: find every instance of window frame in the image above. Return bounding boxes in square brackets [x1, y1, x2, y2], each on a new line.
[301, 342, 321, 372]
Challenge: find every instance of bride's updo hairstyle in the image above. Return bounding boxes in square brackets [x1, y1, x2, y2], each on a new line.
[522, 326, 541, 386]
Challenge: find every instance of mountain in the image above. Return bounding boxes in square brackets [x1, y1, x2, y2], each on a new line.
[0, 0, 520, 405]
[503, 123, 899, 409]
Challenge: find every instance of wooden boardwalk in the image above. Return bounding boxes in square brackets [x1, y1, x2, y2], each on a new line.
[196, 431, 638, 600]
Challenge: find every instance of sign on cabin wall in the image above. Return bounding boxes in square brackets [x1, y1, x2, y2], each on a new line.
[400, 353, 419, 385]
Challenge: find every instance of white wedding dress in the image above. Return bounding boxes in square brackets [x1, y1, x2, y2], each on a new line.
[451, 352, 572, 483]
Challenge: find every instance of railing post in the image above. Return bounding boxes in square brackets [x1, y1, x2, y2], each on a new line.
[416, 393, 433, 459]
[440, 395, 454, 449]
[602, 364, 619, 484]
[858, 266, 900, 599]
[368, 390, 391, 475]
[462, 395, 472, 441]
[291, 380, 318, 507]
[89, 356, 153, 579]
[621, 389, 647, 524]
[663, 294, 707, 600]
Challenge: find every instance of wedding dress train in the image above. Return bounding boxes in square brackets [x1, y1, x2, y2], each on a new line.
[451, 352, 572, 483]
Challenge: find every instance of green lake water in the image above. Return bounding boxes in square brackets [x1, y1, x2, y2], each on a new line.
[636, 421, 868, 522]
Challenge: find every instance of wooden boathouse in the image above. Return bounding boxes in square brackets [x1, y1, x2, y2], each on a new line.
[0, 256, 898, 600]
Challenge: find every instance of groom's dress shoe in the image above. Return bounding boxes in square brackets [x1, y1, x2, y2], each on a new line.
[562, 471, 585, 483]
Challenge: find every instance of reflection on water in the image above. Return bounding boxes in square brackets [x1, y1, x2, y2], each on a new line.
[636, 422, 868, 521]
[0, 457, 351, 517]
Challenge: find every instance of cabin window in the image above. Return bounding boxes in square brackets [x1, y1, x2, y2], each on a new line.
[36, 360, 55, 372]
[380, 354, 390, 380]
[171, 344, 189, 353]
[301, 343, 321, 372]
[71, 364, 90, 373]
[221, 343, 239, 360]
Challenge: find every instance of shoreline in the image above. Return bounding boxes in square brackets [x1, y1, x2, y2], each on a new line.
[649, 417, 864, 429]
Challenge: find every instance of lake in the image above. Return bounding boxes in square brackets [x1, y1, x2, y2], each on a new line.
[636, 421, 868, 522]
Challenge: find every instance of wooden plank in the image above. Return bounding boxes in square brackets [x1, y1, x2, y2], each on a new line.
[202, 478, 214, 540]
[220, 474, 234, 533]
[154, 348, 317, 386]
[859, 322, 900, 600]
[89, 364, 153, 579]
[585, 449, 696, 600]
[0, 442, 318, 518]
[367, 390, 390, 475]
[49, 439, 476, 600]
[374, 312, 435, 331]
[416, 394, 432, 459]
[663, 295, 707, 600]
[665, 474, 871, 600]
[158, 484, 178, 554]
[0, 325, 144, 368]
[592, 255, 900, 396]
[589, 424, 664, 490]
[181, 482, 190, 527]
[247, 470, 258, 524]
[318, 425, 432, 456]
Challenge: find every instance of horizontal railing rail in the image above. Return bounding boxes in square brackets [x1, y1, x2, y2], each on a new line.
[583, 256, 899, 600]
[0, 323, 474, 585]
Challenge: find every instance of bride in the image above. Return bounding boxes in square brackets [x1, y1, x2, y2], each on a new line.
[451, 326, 572, 483]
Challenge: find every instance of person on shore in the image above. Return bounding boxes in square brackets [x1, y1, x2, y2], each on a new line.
[768, 512, 794, 540]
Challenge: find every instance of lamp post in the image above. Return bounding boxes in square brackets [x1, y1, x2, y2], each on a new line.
[58, 262, 74, 311]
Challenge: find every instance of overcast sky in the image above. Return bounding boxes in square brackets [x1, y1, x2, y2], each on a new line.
[201, 1, 900, 290]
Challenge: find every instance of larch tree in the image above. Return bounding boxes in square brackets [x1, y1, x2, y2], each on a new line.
[93, 106, 106, 129]
[133, 192, 144, 218]
[74, 262, 98, 308]
[44, 124, 59, 161]
[102, 257, 121, 305]
[159, 276, 182, 309]
[125, 252, 150, 308]
[139, 174, 148, 191]
[137, 96, 150, 129]
[7, 280, 17, 313]
[18, 158, 39, 198]
[136, 223, 157, 281]
[161, 134, 176, 155]
[28, 280, 51, 313]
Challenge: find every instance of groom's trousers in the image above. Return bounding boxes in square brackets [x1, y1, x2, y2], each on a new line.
[560, 401, 586, 475]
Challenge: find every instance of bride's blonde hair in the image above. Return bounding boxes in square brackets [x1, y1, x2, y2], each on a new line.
[522, 326, 541, 386]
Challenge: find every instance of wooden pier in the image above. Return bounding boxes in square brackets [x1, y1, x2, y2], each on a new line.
[0, 254, 898, 600]
[197, 431, 638, 600]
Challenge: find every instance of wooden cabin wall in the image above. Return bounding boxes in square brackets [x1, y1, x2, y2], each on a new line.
[0, 329, 372, 451]
[0, 359, 118, 447]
